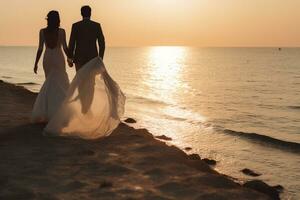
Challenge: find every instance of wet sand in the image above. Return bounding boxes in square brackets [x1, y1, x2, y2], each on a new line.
[0, 80, 271, 199]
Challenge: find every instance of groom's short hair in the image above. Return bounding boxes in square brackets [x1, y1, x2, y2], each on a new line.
[81, 5, 91, 18]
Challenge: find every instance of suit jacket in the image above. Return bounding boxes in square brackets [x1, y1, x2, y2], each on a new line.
[69, 19, 105, 67]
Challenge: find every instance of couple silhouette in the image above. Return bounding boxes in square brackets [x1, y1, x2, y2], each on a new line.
[31, 5, 125, 139]
[34, 6, 105, 74]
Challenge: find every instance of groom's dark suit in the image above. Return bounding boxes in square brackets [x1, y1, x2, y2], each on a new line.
[69, 19, 105, 71]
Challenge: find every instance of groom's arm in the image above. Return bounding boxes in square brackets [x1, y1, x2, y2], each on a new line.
[97, 23, 105, 59]
[68, 24, 76, 60]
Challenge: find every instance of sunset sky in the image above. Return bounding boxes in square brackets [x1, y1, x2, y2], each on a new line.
[0, 0, 299, 47]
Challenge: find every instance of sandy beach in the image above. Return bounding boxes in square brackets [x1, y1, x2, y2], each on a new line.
[0, 80, 275, 200]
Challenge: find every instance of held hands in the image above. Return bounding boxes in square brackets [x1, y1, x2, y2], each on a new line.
[67, 58, 74, 67]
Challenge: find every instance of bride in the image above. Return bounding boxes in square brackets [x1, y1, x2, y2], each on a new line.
[32, 10, 125, 139]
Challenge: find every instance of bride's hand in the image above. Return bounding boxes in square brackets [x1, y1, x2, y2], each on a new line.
[34, 65, 38, 74]
[67, 58, 73, 67]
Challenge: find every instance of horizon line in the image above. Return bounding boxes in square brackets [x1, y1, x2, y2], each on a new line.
[0, 45, 300, 48]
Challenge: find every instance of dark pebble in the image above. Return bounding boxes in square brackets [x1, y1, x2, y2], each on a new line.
[241, 168, 261, 177]
[156, 135, 172, 141]
[243, 180, 281, 200]
[273, 185, 284, 192]
[124, 118, 137, 123]
[202, 158, 217, 166]
[188, 154, 201, 160]
[184, 147, 192, 151]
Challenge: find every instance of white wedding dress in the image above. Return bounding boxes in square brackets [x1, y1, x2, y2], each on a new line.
[31, 30, 125, 139]
[31, 29, 70, 123]
[45, 57, 125, 139]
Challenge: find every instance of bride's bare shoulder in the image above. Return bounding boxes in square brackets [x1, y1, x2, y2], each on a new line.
[38, 28, 46, 37]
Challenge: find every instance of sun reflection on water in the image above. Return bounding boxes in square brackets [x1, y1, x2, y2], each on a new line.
[143, 46, 207, 140]
[146, 46, 187, 104]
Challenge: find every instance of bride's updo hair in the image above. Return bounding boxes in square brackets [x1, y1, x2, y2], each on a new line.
[46, 10, 60, 32]
[44, 10, 60, 48]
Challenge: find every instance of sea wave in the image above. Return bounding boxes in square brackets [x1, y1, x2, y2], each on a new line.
[287, 106, 300, 110]
[223, 129, 300, 153]
[16, 82, 39, 86]
[128, 94, 300, 153]
[128, 94, 170, 106]
[1, 76, 12, 79]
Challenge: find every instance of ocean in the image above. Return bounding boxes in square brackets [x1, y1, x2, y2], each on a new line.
[0, 46, 299, 199]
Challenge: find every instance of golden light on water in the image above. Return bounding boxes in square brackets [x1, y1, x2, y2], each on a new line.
[148, 46, 185, 72]
[141, 47, 208, 143]
[146, 46, 187, 103]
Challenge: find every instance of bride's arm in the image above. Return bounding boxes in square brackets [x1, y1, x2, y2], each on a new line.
[61, 29, 73, 67]
[61, 29, 69, 57]
[34, 29, 44, 74]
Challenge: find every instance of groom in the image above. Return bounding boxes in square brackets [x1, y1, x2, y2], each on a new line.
[68, 5, 105, 71]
